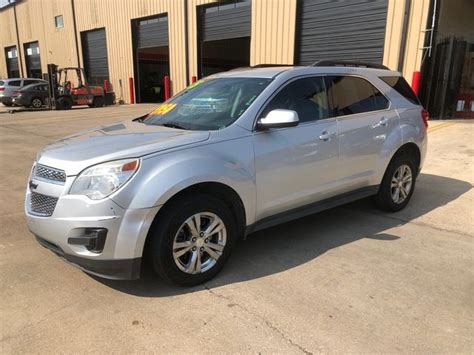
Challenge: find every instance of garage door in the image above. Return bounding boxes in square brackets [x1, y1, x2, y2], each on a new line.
[4, 46, 20, 78]
[199, 1, 251, 77]
[81, 28, 109, 85]
[201, 0, 251, 42]
[135, 15, 169, 49]
[132, 15, 170, 103]
[296, 0, 389, 65]
[24, 42, 42, 78]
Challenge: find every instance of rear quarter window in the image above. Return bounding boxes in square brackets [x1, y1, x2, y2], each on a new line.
[379, 76, 420, 105]
[0, 81, 4, 86]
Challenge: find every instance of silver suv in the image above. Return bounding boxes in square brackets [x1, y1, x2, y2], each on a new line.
[25, 62, 428, 286]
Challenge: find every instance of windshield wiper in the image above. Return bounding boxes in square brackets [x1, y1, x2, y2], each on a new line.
[161, 122, 188, 130]
[133, 114, 147, 123]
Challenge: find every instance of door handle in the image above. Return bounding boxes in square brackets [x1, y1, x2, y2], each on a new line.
[319, 131, 336, 141]
[372, 117, 389, 128]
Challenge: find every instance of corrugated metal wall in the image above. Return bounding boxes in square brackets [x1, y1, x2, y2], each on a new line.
[0, 0, 430, 102]
[251, 0, 297, 66]
[73, 0, 187, 103]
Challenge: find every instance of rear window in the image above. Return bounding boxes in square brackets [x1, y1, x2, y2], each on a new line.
[379, 76, 420, 105]
[23, 79, 38, 86]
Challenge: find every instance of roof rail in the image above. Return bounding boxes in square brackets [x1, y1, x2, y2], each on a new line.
[311, 60, 389, 70]
[251, 64, 295, 68]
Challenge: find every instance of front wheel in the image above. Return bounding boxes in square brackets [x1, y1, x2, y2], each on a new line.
[149, 194, 238, 286]
[375, 155, 417, 212]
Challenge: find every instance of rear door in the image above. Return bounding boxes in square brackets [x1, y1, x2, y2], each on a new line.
[326, 75, 395, 190]
[253, 76, 340, 220]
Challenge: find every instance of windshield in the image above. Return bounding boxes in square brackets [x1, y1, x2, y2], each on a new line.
[143, 77, 272, 130]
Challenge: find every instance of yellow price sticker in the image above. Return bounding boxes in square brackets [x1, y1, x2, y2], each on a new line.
[150, 103, 177, 116]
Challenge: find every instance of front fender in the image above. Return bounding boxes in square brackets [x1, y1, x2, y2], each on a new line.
[110, 137, 257, 225]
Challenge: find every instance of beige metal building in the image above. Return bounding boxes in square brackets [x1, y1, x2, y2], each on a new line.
[0, 0, 439, 105]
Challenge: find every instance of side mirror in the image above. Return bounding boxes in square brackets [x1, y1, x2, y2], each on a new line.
[257, 109, 299, 130]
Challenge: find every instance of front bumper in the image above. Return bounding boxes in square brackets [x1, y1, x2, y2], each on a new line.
[35, 235, 142, 279]
[25, 175, 160, 280]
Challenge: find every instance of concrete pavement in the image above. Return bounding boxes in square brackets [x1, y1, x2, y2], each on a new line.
[0, 105, 472, 353]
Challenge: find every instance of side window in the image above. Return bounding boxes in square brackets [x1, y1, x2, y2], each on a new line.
[326, 76, 388, 116]
[261, 77, 330, 123]
[23, 79, 36, 86]
[8, 80, 21, 87]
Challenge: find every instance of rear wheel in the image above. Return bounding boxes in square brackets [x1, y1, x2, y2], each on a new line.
[375, 154, 417, 212]
[30, 97, 43, 108]
[2, 102, 13, 107]
[149, 194, 237, 286]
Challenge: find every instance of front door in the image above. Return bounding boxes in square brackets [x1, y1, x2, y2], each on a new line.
[253, 76, 340, 221]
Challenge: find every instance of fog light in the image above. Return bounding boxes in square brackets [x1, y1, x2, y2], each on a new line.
[68, 228, 107, 253]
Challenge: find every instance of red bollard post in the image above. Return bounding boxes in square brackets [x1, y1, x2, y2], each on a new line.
[411, 71, 421, 95]
[103, 79, 109, 93]
[164, 75, 170, 101]
[191, 76, 197, 84]
[129, 77, 135, 104]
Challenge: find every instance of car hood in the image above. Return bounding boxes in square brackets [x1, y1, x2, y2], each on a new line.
[37, 120, 210, 175]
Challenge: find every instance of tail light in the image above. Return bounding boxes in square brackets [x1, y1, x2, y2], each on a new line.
[12, 90, 19, 94]
[0, 87, 5, 91]
[421, 109, 429, 128]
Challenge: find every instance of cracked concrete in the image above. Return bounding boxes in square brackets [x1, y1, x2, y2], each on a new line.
[0, 105, 472, 353]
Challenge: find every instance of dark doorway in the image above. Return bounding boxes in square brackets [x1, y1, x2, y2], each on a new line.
[132, 15, 170, 103]
[201, 37, 250, 77]
[198, 1, 251, 78]
[4, 46, 20, 78]
[24, 41, 42, 78]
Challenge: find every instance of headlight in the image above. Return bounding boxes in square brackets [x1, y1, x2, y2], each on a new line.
[69, 158, 140, 200]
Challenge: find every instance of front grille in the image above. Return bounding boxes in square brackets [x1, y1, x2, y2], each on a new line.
[34, 164, 66, 183]
[30, 192, 58, 216]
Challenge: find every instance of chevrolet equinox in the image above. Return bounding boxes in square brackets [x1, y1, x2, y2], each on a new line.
[25, 62, 428, 286]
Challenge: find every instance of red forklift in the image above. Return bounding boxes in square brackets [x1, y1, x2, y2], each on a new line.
[47, 64, 105, 110]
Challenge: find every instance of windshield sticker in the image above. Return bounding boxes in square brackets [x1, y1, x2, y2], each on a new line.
[150, 103, 177, 116]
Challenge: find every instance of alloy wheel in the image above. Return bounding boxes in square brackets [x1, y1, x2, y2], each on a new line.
[390, 164, 413, 204]
[172, 212, 227, 274]
[32, 98, 42, 108]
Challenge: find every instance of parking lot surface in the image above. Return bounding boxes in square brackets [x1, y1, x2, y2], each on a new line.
[0, 105, 472, 353]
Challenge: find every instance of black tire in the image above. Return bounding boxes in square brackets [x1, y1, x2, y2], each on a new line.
[149, 194, 238, 286]
[375, 153, 417, 212]
[30, 97, 43, 109]
[56, 97, 73, 110]
[2, 102, 13, 107]
[92, 96, 105, 108]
